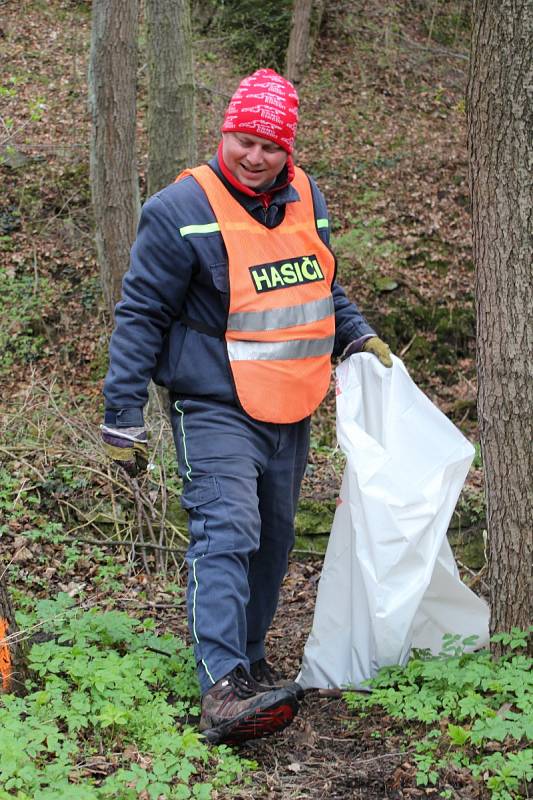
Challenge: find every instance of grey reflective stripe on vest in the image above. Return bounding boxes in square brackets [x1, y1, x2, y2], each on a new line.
[227, 296, 334, 333]
[227, 335, 335, 362]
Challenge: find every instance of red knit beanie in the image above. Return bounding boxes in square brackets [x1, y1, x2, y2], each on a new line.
[221, 68, 299, 154]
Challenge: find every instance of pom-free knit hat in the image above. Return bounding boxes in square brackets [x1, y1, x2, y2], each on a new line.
[221, 68, 299, 154]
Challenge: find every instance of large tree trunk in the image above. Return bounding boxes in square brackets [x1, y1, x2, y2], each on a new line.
[467, 0, 532, 636]
[145, 0, 196, 196]
[0, 577, 26, 694]
[285, 0, 325, 85]
[89, 0, 140, 316]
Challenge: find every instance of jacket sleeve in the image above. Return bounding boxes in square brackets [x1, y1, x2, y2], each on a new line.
[103, 192, 196, 426]
[309, 178, 376, 357]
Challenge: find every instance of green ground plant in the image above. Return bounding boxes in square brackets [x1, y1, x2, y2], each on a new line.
[344, 632, 533, 799]
[0, 596, 255, 799]
[0, 268, 55, 374]
[332, 216, 401, 281]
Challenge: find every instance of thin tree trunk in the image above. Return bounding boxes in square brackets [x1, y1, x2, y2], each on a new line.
[285, 0, 325, 85]
[468, 0, 532, 636]
[0, 578, 27, 694]
[89, 0, 140, 316]
[145, 0, 196, 196]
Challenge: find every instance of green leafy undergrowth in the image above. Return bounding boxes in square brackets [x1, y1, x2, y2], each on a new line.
[344, 632, 533, 799]
[0, 595, 255, 799]
[333, 216, 401, 280]
[0, 266, 55, 374]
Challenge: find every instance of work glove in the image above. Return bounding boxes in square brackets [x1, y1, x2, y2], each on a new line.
[362, 336, 393, 368]
[101, 425, 149, 477]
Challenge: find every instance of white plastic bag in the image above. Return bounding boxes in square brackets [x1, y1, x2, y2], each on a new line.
[298, 353, 489, 690]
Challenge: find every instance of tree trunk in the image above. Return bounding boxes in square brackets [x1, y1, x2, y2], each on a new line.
[467, 0, 532, 636]
[0, 577, 27, 694]
[285, 0, 325, 85]
[145, 0, 196, 196]
[89, 0, 140, 316]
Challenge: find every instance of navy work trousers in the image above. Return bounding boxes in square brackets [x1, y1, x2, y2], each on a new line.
[170, 397, 310, 694]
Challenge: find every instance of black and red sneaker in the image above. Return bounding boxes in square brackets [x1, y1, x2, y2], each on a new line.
[200, 664, 299, 745]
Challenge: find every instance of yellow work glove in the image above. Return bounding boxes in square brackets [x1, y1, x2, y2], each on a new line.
[362, 336, 393, 368]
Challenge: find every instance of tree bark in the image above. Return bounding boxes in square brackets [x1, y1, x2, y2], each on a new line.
[285, 0, 325, 85]
[145, 0, 196, 196]
[0, 577, 27, 694]
[89, 0, 140, 316]
[468, 0, 532, 635]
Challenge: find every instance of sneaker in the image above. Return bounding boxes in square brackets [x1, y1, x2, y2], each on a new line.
[200, 664, 299, 745]
[250, 658, 304, 700]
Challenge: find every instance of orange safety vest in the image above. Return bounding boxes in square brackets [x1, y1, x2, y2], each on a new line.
[177, 165, 336, 423]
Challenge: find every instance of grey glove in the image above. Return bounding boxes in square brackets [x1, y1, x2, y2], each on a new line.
[101, 425, 148, 477]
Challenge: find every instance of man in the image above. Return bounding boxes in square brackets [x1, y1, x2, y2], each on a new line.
[101, 68, 392, 745]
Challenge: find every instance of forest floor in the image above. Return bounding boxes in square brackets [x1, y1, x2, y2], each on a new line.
[0, 1, 495, 798]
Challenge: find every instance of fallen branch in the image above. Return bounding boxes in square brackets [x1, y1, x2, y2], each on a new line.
[64, 535, 186, 556]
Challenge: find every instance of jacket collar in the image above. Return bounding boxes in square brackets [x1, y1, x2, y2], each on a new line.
[210, 145, 300, 211]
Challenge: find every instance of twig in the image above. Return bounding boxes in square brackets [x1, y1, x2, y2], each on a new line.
[57, 464, 188, 544]
[0, 445, 46, 482]
[40, 188, 82, 234]
[4, 142, 87, 149]
[134, 485, 150, 575]
[117, 599, 182, 609]
[455, 558, 480, 578]
[134, 480, 164, 573]
[399, 33, 468, 61]
[196, 81, 232, 100]
[465, 564, 488, 592]
[293, 548, 326, 556]
[458, 370, 477, 395]
[0, 116, 33, 147]
[57, 463, 130, 492]
[400, 334, 416, 357]
[44, 386, 101, 446]
[12, 477, 30, 506]
[459, 406, 471, 426]
[108, 463, 122, 543]
[314, 746, 411, 765]
[426, 1, 437, 46]
[32, 246, 39, 294]
[456, 559, 489, 593]
[0, 554, 16, 583]
[58, 498, 113, 541]
[63, 535, 186, 555]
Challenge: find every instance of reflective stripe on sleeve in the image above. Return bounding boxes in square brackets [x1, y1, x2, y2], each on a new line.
[179, 222, 220, 237]
[316, 218, 329, 229]
[227, 296, 334, 333]
[227, 335, 335, 362]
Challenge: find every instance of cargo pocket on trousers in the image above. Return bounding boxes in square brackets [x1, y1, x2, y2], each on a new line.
[180, 475, 221, 557]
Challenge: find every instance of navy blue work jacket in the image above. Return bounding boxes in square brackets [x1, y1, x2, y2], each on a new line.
[103, 156, 376, 427]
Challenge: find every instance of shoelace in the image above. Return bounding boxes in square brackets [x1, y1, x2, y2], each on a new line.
[228, 664, 262, 699]
[252, 658, 279, 684]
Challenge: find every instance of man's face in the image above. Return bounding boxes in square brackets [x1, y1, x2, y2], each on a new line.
[222, 132, 288, 190]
